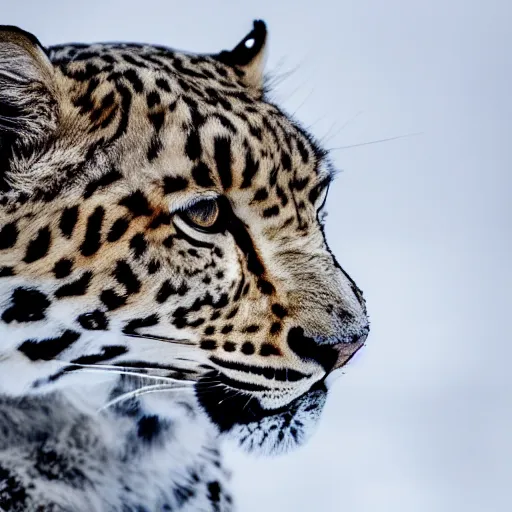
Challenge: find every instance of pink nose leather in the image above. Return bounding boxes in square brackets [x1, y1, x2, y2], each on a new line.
[331, 335, 367, 371]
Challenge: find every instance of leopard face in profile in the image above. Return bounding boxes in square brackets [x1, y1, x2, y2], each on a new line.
[0, 20, 369, 510]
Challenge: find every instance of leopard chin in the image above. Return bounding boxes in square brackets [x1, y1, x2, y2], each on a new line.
[196, 371, 327, 455]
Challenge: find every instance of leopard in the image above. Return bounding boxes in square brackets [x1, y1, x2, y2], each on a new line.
[0, 20, 369, 511]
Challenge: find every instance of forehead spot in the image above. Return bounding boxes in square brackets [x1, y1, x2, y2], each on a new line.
[148, 110, 165, 132]
[185, 129, 202, 161]
[163, 176, 188, 194]
[281, 152, 291, 172]
[192, 162, 215, 188]
[122, 69, 143, 93]
[291, 176, 310, 191]
[146, 90, 161, 108]
[155, 77, 171, 93]
[214, 136, 233, 190]
[296, 138, 310, 163]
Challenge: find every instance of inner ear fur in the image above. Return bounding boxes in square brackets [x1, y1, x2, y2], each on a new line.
[0, 26, 58, 182]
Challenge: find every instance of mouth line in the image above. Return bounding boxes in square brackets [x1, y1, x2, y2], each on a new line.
[196, 370, 327, 431]
[208, 356, 313, 383]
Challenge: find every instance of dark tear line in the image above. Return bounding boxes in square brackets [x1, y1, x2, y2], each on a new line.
[218, 196, 265, 278]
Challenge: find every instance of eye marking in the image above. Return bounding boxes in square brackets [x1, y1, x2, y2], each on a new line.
[309, 177, 331, 211]
[317, 181, 330, 209]
[308, 177, 331, 227]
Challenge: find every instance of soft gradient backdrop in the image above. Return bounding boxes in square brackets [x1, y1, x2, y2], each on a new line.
[3, 1, 510, 510]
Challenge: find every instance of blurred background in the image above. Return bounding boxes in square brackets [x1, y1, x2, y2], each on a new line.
[3, 1, 511, 510]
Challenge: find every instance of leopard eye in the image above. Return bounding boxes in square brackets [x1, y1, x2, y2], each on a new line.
[317, 183, 330, 211]
[181, 198, 221, 232]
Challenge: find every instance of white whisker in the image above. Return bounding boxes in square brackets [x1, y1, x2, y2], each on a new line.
[123, 333, 196, 346]
[321, 110, 363, 145]
[53, 360, 195, 384]
[329, 132, 423, 151]
[76, 368, 193, 384]
[98, 384, 194, 412]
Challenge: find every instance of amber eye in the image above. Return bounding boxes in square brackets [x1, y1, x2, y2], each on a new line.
[181, 198, 221, 231]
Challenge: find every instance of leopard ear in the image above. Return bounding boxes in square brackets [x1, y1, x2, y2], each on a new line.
[0, 26, 58, 183]
[214, 20, 267, 91]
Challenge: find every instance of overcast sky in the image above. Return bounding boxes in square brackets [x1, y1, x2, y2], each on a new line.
[3, 1, 511, 511]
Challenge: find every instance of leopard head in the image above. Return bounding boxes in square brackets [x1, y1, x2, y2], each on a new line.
[0, 21, 369, 453]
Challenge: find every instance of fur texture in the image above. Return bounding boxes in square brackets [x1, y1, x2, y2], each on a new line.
[0, 21, 369, 511]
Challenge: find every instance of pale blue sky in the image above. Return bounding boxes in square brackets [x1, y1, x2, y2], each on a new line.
[3, 1, 511, 511]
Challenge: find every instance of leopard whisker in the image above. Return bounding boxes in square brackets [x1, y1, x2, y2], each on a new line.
[123, 333, 197, 346]
[75, 368, 193, 384]
[328, 132, 422, 151]
[99, 384, 195, 412]
[53, 360, 195, 384]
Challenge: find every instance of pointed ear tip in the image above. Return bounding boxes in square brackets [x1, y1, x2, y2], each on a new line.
[214, 20, 268, 71]
[247, 19, 267, 53]
[252, 19, 268, 39]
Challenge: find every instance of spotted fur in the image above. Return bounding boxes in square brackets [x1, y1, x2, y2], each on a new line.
[0, 21, 369, 511]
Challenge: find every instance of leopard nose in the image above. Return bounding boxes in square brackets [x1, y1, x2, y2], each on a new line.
[331, 331, 368, 371]
[286, 327, 369, 373]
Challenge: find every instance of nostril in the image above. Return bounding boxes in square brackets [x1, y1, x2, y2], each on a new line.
[286, 325, 369, 373]
[351, 328, 369, 345]
[286, 327, 339, 373]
